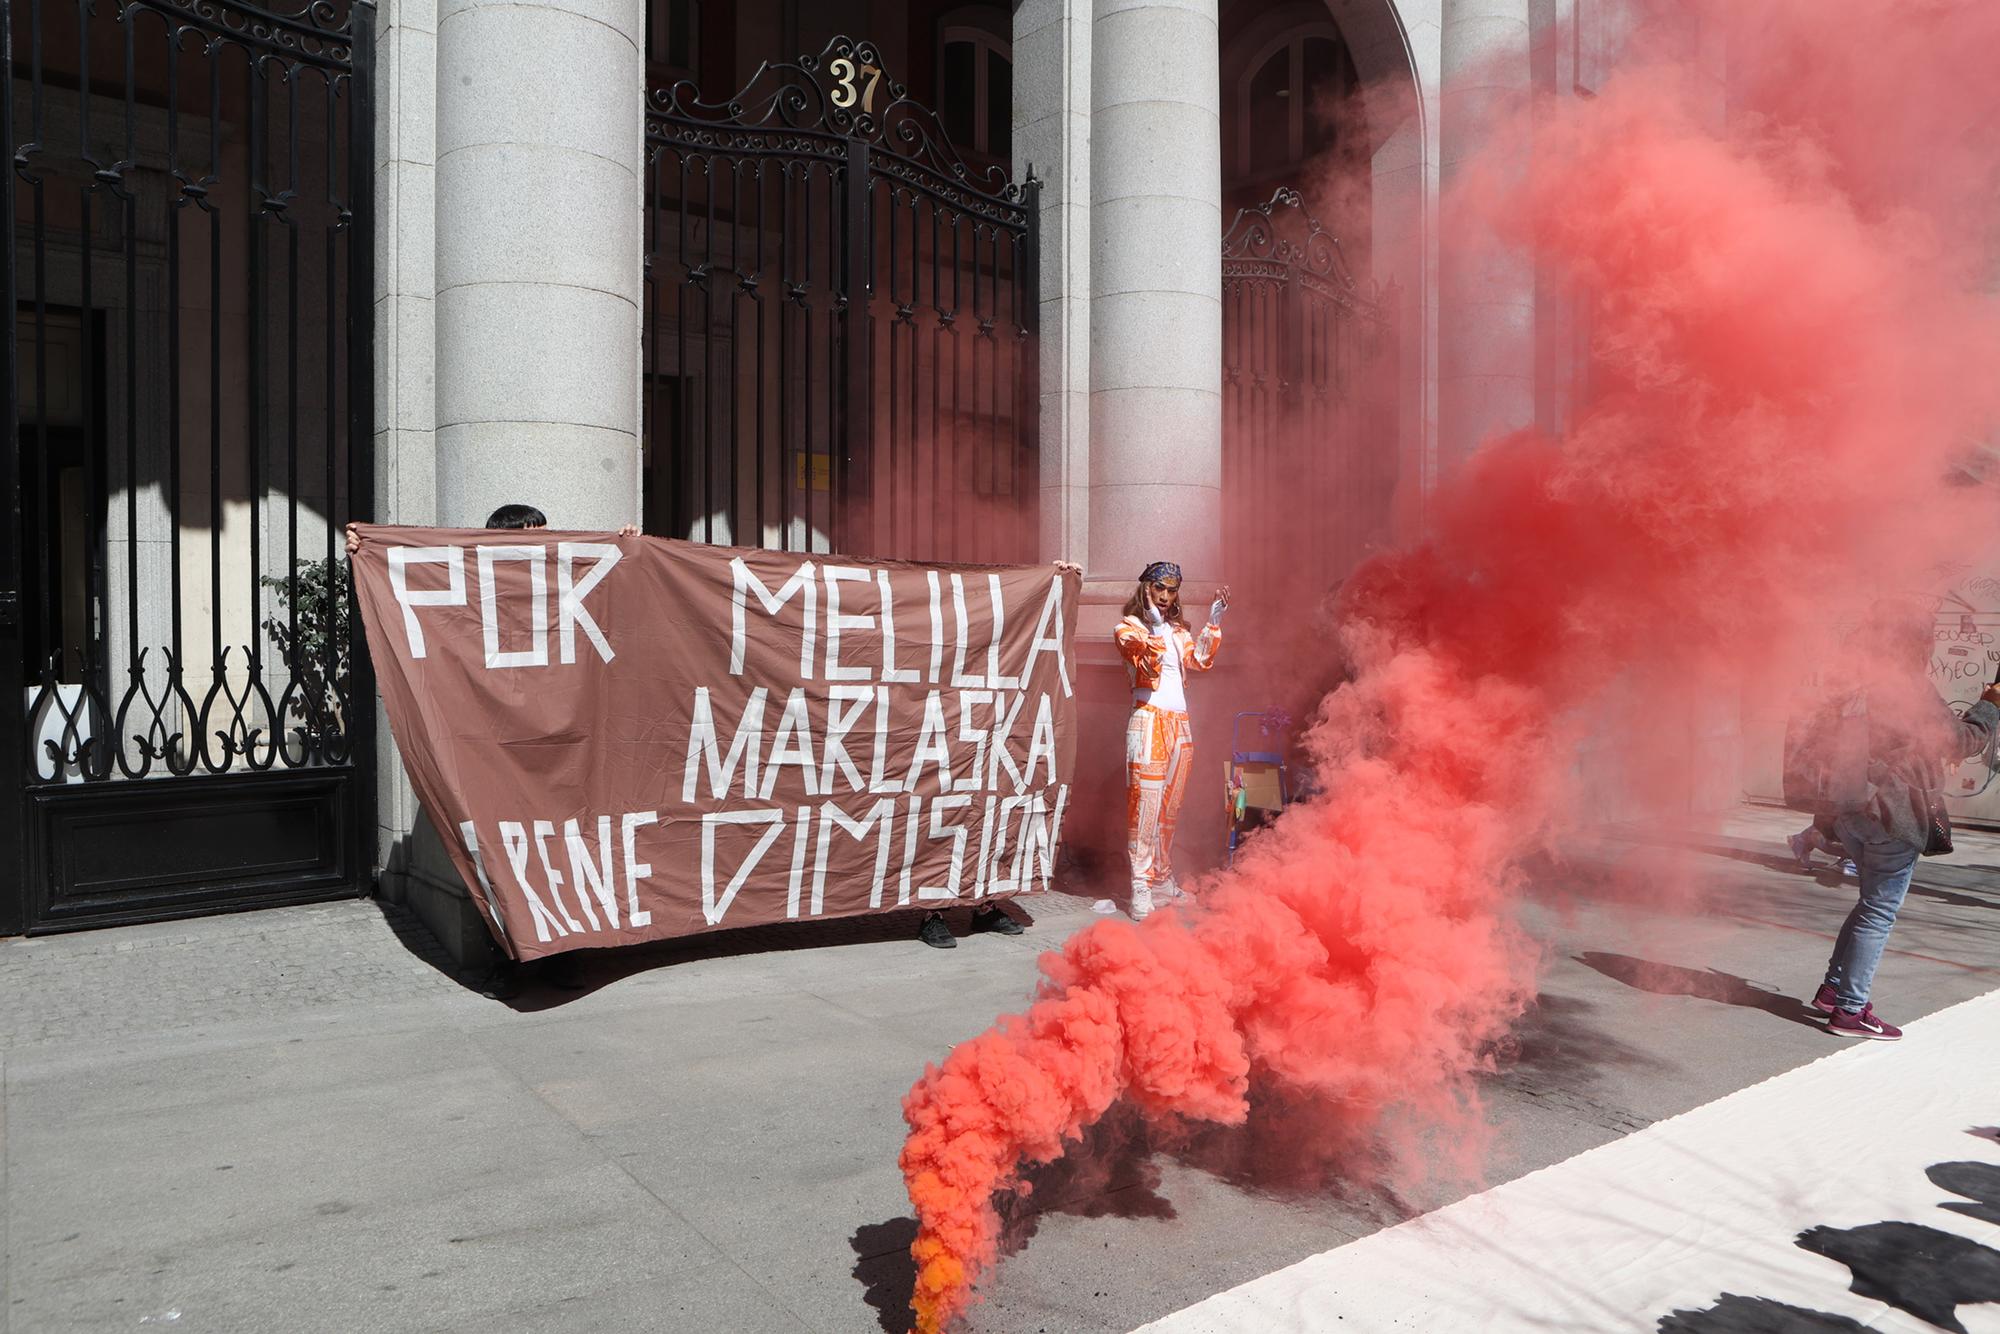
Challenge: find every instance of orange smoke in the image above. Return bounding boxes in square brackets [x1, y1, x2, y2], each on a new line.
[901, 2, 2000, 1329]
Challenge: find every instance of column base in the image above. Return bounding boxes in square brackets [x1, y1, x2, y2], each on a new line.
[375, 811, 506, 972]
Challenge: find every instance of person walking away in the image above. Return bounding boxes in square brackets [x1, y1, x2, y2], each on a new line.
[1807, 605, 1999, 1040]
[345, 504, 634, 996]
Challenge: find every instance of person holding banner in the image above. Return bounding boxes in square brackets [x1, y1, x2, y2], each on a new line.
[344, 504, 639, 556]
[918, 558, 1087, 949]
[1114, 561, 1228, 920]
[345, 502, 635, 998]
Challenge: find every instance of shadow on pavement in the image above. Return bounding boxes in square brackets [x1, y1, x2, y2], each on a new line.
[1576, 951, 1826, 1030]
[375, 899, 1042, 1012]
[370, 899, 461, 978]
[849, 1216, 919, 1334]
[998, 1105, 1180, 1259]
[1494, 992, 1676, 1083]
[849, 1092, 1420, 1332]
[1907, 881, 2000, 911]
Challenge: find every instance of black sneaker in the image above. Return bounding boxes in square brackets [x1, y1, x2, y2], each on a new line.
[477, 959, 522, 1000]
[918, 913, 957, 949]
[970, 905, 1024, 936]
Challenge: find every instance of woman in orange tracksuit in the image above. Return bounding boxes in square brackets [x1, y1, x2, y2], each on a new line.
[1113, 561, 1228, 919]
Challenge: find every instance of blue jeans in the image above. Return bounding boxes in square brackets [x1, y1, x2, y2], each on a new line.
[1822, 811, 1921, 1012]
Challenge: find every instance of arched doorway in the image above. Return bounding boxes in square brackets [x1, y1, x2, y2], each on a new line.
[1219, 1, 1409, 611]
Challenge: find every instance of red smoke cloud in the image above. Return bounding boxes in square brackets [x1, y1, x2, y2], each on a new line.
[899, 2, 2000, 1328]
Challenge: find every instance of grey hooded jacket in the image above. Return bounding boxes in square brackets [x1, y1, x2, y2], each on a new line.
[1862, 692, 1999, 852]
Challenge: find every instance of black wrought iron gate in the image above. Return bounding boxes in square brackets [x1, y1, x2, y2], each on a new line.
[643, 37, 1040, 564]
[2, 0, 375, 934]
[1222, 187, 1396, 606]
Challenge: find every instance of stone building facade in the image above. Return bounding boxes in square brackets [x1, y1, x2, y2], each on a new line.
[7, 0, 1733, 941]
[363, 0, 1634, 953]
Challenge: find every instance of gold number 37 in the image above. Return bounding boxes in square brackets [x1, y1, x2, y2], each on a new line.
[829, 57, 883, 113]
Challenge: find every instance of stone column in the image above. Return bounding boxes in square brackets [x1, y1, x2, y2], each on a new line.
[1438, 0, 1535, 472]
[1014, 0, 1092, 568]
[391, 0, 642, 965]
[433, 0, 645, 530]
[1086, 0, 1223, 592]
[372, 0, 443, 922]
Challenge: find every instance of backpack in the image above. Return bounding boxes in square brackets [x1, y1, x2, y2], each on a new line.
[1782, 690, 1870, 816]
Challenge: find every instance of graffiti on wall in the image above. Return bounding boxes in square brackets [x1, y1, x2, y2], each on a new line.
[1932, 581, 2000, 801]
[1740, 569, 2000, 825]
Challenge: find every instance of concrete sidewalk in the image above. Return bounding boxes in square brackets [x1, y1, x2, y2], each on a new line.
[1143, 987, 2000, 1333]
[3, 807, 1998, 1334]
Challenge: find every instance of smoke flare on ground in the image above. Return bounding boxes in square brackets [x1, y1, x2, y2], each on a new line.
[899, 3, 2000, 1328]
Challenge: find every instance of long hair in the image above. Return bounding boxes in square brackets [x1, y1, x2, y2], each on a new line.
[1122, 580, 1188, 629]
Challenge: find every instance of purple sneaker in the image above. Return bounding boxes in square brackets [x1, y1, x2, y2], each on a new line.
[1827, 1004, 1901, 1041]
[1807, 983, 1839, 1016]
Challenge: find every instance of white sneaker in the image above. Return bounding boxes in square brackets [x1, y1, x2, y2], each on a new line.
[1129, 885, 1153, 921]
[1159, 879, 1184, 901]
[1090, 898, 1120, 915]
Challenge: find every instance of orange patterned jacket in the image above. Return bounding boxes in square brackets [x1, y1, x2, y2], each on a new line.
[1113, 615, 1222, 694]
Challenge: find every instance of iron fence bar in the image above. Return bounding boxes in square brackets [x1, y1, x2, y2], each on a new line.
[75, 0, 105, 743]
[948, 207, 962, 562]
[117, 7, 143, 777]
[926, 195, 942, 562]
[317, 69, 336, 760]
[976, 220, 993, 565]
[902, 184, 918, 556]
[166, 18, 191, 776]
[643, 144, 660, 539]
[28, 0, 51, 686]
[245, 47, 272, 769]
[202, 44, 225, 772]
[802, 161, 818, 552]
[698, 154, 714, 541]
[775, 160, 792, 549]
[673, 151, 690, 540]
[827, 165, 841, 555]
[752, 157, 766, 548]
[284, 61, 303, 752]
[1017, 177, 1040, 561]
[840, 138, 870, 556]
[346, 0, 377, 798]
[1, 0, 24, 931]
[885, 177, 898, 555]
[727, 157, 744, 545]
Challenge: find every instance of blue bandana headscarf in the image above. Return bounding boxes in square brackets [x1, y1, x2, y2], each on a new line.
[1140, 561, 1182, 585]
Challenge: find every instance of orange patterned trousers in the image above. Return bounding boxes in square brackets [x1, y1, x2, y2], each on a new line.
[1126, 703, 1194, 896]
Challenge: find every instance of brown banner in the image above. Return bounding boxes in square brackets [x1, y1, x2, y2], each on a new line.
[351, 527, 1079, 959]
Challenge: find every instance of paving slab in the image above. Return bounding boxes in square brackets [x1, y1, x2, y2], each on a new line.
[1, 809, 1996, 1334]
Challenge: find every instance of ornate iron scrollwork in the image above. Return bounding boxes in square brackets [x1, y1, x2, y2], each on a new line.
[1223, 186, 1390, 319]
[125, 0, 359, 65]
[646, 35, 1031, 223]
